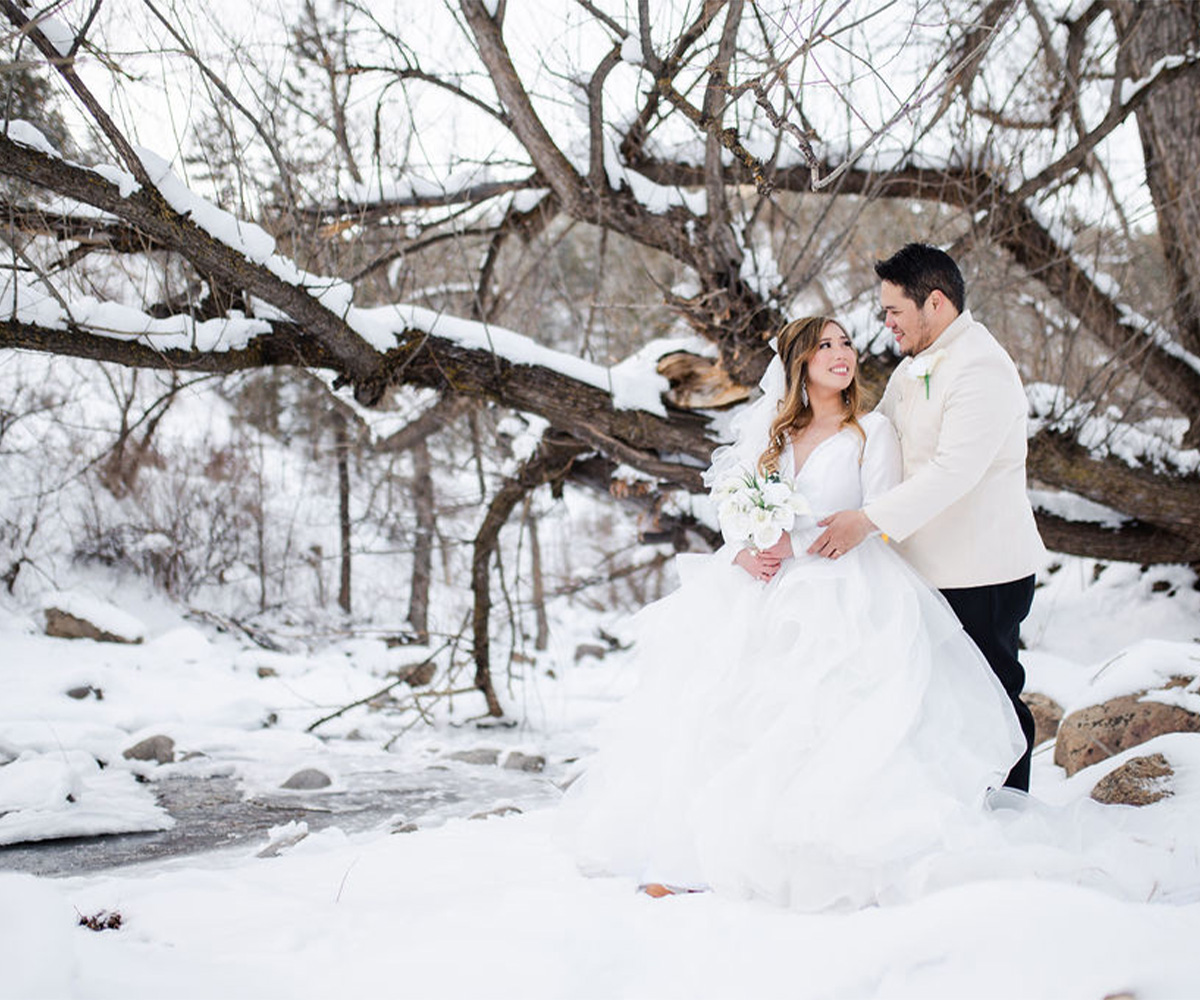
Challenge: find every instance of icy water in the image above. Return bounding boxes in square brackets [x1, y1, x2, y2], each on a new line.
[0, 762, 563, 877]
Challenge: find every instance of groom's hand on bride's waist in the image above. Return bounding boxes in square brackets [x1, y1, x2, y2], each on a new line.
[808, 510, 877, 560]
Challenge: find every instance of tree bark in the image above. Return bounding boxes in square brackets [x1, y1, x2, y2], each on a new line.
[406, 438, 434, 642]
[334, 411, 352, 615]
[522, 497, 550, 652]
[1113, 2, 1200, 359]
[471, 434, 589, 717]
[0, 314, 713, 488]
[1035, 511, 1200, 566]
[1027, 429, 1200, 540]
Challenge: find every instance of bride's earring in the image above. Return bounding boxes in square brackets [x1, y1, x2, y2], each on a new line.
[800, 377, 809, 408]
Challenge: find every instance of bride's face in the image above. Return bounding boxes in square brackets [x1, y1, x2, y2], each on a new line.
[804, 323, 856, 395]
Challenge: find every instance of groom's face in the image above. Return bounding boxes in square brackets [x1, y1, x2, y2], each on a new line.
[880, 281, 938, 356]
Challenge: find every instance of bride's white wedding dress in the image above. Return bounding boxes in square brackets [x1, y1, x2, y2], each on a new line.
[565, 412, 1029, 911]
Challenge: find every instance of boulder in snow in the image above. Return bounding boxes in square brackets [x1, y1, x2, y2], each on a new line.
[1024, 691, 1063, 746]
[1055, 689, 1200, 776]
[1090, 752, 1174, 807]
[123, 735, 176, 765]
[42, 592, 145, 644]
[573, 643, 608, 663]
[502, 751, 545, 773]
[280, 768, 332, 790]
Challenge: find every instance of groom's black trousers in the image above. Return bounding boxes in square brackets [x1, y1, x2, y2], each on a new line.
[939, 575, 1037, 792]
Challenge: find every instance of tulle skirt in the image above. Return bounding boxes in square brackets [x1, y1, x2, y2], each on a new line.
[564, 533, 1028, 911]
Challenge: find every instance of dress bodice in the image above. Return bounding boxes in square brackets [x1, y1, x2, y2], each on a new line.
[780, 411, 902, 518]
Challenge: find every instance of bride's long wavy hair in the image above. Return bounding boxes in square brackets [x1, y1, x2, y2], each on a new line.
[757, 316, 865, 476]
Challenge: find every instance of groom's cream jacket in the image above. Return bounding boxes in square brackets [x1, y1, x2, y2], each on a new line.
[863, 310, 1045, 589]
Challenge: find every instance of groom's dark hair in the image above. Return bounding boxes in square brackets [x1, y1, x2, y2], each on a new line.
[875, 243, 965, 313]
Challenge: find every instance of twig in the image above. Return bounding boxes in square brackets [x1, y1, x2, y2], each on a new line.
[305, 640, 451, 732]
[334, 857, 359, 903]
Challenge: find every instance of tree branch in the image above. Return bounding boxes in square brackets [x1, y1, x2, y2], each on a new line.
[298, 177, 544, 224]
[0, 313, 713, 488]
[2, 1, 156, 190]
[1027, 429, 1200, 540]
[1034, 511, 1200, 566]
[0, 133, 389, 402]
[586, 43, 623, 190]
[472, 433, 590, 716]
[459, 0, 588, 213]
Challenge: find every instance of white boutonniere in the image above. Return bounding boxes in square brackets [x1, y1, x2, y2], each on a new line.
[908, 348, 948, 399]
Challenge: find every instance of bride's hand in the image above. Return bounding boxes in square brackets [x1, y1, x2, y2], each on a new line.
[734, 546, 783, 582]
[759, 532, 794, 561]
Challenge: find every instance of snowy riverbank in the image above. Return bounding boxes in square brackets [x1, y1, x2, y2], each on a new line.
[2, 554, 1200, 999]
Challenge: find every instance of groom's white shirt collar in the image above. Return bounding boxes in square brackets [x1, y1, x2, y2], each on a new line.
[919, 308, 973, 357]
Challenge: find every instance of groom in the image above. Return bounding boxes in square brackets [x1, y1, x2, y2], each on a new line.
[809, 243, 1044, 790]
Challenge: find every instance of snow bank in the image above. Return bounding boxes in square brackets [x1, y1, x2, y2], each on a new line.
[0, 751, 173, 846]
[2, 809, 1199, 1000]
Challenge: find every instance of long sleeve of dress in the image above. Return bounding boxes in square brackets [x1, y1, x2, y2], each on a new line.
[859, 413, 902, 507]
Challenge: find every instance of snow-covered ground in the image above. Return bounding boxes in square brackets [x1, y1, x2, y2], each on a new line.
[2, 553, 1199, 999]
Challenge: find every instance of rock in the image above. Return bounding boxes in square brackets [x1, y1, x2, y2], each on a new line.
[573, 643, 608, 663]
[123, 735, 176, 765]
[405, 661, 437, 687]
[1024, 692, 1063, 746]
[469, 804, 522, 821]
[256, 666, 278, 678]
[1054, 694, 1200, 776]
[447, 748, 501, 766]
[1090, 753, 1174, 807]
[280, 768, 332, 790]
[44, 607, 143, 644]
[256, 820, 310, 857]
[502, 751, 545, 773]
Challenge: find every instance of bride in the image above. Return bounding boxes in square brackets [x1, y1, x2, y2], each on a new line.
[564, 315, 1026, 912]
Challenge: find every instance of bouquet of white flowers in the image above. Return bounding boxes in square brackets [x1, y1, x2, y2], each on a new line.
[712, 466, 811, 551]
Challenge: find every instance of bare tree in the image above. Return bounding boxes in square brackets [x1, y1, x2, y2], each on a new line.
[4, 1, 1200, 713]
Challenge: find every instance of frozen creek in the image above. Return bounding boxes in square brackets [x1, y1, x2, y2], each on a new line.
[0, 753, 567, 877]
